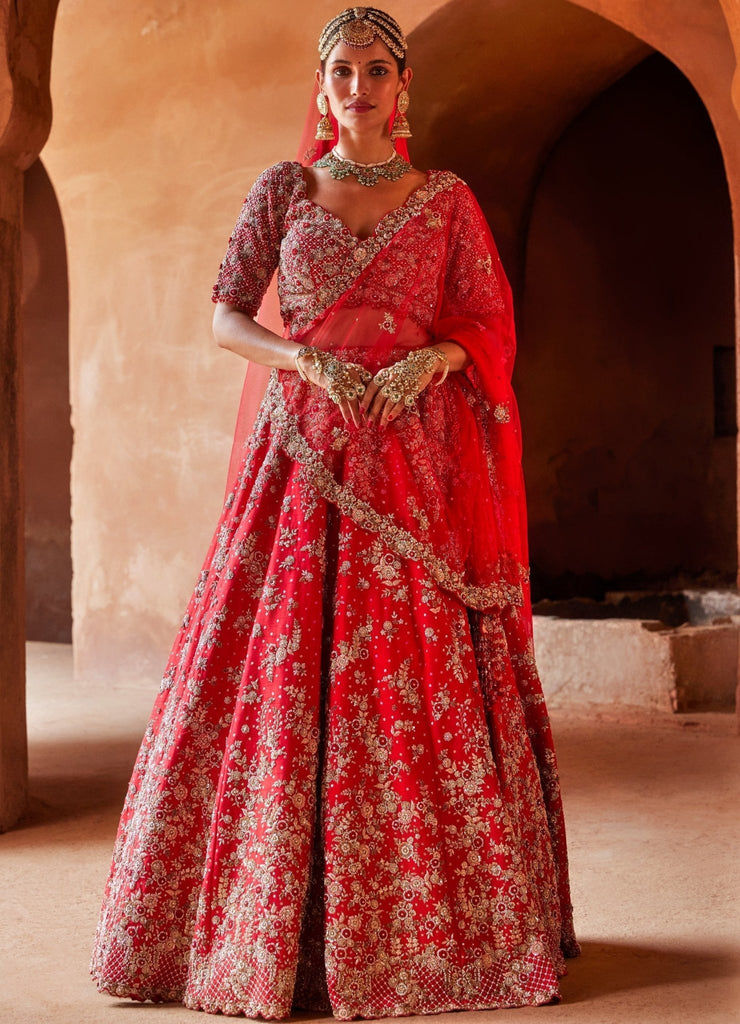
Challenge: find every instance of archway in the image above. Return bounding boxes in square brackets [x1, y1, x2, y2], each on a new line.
[408, 0, 737, 603]
[521, 54, 736, 599]
[408, 0, 652, 283]
[22, 158, 72, 641]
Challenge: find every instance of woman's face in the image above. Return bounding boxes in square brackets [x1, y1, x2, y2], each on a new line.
[318, 38, 412, 139]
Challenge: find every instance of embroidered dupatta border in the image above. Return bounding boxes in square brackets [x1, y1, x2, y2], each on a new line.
[264, 376, 523, 613]
[285, 166, 460, 337]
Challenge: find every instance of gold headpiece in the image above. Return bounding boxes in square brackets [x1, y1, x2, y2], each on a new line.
[318, 7, 407, 62]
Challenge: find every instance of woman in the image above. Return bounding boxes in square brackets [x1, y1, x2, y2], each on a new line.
[91, 8, 579, 1019]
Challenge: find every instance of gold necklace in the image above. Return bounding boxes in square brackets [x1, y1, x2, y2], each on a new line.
[314, 146, 411, 187]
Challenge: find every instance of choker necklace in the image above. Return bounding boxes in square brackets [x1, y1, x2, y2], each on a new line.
[314, 146, 411, 187]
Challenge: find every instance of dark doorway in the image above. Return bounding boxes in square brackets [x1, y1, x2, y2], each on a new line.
[23, 158, 72, 641]
[520, 54, 736, 599]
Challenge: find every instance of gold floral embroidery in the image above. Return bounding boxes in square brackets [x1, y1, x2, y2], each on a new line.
[266, 376, 523, 611]
[477, 253, 493, 274]
[331, 427, 350, 450]
[494, 403, 511, 423]
[280, 168, 459, 336]
[373, 550, 403, 587]
[407, 495, 430, 533]
[379, 311, 396, 333]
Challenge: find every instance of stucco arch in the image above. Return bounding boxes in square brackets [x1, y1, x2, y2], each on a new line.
[565, 0, 740, 342]
[408, 0, 739, 596]
[408, 0, 651, 280]
[522, 54, 735, 595]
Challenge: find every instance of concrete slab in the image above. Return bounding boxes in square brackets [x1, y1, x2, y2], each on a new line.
[534, 617, 738, 713]
[533, 617, 674, 710]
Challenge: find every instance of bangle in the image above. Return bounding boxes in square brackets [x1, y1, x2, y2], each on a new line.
[406, 347, 450, 385]
[294, 345, 316, 381]
[428, 348, 450, 384]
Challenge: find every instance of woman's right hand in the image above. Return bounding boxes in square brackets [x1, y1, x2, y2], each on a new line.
[361, 348, 449, 427]
[295, 349, 370, 428]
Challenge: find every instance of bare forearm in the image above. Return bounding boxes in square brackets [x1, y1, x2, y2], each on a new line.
[433, 340, 470, 372]
[212, 302, 300, 369]
[214, 303, 471, 376]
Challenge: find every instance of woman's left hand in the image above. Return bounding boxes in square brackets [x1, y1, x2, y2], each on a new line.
[361, 365, 436, 427]
[360, 348, 448, 427]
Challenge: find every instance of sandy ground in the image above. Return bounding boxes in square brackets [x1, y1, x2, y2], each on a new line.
[2, 642, 739, 1024]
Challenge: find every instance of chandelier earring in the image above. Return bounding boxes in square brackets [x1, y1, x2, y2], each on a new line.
[390, 90, 412, 140]
[315, 92, 335, 141]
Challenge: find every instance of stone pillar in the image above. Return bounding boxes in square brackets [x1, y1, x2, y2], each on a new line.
[0, 0, 59, 832]
[0, 160, 26, 831]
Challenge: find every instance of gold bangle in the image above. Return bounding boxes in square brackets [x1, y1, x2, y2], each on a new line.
[294, 345, 315, 382]
[406, 347, 450, 384]
[428, 348, 450, 384]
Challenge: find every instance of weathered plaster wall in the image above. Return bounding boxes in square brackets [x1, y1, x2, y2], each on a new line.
[40, 0, 740, 681]
[719, 0, 740, 115]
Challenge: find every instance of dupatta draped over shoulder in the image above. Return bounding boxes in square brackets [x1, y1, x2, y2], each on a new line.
[91, 160, 578, 1021]
[216, 162, 527, 614]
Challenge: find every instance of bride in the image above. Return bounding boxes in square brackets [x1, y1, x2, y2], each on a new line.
[91, 7, 579, 1019]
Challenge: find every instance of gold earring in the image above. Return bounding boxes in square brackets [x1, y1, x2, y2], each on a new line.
[390, 90, 412, 140]
[315, 92, 335, 141]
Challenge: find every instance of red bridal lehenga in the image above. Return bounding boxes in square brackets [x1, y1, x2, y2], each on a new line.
[91, 161, 579, 1020]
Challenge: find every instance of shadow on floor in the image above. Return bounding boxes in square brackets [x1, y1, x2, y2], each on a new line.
[90, 942, 739, 1018]
[563, 939, 740, 999]
[552, 714, 738, 792]
[109, 1006, 333, 1020]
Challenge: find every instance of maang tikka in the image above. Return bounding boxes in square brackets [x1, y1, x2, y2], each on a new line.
[390, 90, 412, 140]
[315, 92, 335, 141]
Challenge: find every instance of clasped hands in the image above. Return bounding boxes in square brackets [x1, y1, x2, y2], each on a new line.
[294, 346, 449, 428]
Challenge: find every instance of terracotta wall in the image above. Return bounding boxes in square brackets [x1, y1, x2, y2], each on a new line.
[39, 0, 740, 680]
[520, 54, 736, 597]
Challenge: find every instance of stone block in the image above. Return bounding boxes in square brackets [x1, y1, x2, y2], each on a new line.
[533, 617, 674, 709]
[533, 615, 738, 713]
[666, 622, 738, 712]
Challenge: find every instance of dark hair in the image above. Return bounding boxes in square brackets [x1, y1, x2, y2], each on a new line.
[319, 8, 407, 73]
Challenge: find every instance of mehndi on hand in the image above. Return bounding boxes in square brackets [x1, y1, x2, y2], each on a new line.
[295, 347, 372, 405]
[373, 347, 449, 408]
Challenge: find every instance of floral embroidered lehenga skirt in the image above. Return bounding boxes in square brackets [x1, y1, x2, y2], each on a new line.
[91, 370, 578, 1019]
